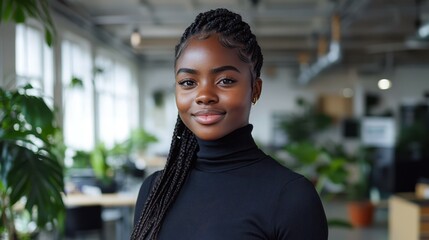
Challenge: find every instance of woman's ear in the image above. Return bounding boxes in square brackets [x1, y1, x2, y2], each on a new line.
[252, 78, 263, 104]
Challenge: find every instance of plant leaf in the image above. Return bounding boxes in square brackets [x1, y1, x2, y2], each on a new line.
[13, 4, 26, 23]
[45, 29, 53, 47]
[7, 145, 64, 228]
[1, 0, 15, 22]
[14, 93, 55, 135]
[1, 85, 65, 230]
[285, 142, 320, 165]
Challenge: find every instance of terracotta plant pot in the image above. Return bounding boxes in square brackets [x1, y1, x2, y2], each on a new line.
[347, 201, 375, 227]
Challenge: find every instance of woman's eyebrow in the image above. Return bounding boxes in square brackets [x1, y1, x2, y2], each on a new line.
[212, 65, 240, 74]
[176, 68, 197, 75]
[176, 66, 240, 75]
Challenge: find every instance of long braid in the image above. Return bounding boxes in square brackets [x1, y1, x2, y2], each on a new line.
[131, 8, 263, 239]
[131, 117, 197, 239]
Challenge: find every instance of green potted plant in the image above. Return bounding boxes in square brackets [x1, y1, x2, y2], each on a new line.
[67, 143, 117, 194]
[279, 97, 332, 143]
[0, 85, 65, 239]
[114, 128, 158, 176]
[126, 128, 158, 155]
[70, 150, 91, 169]
[1, 3, 64, 237]
[89, 142, 117, 193]
[280, 142, 352, 228]
[346, 147, 375, 228]
[283, 142, 349, 195]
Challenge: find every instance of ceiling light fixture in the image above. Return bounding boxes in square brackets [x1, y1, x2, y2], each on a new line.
[130, 28, 142, 48]
[418, 23, 429, 39]
[378, 78, 392, 90]
[342, 88, 354, 98]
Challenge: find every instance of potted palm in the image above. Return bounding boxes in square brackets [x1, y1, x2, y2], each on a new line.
[0, 85, 65, 239]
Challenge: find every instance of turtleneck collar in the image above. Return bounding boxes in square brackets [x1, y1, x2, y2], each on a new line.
[195, 124, 265, 172]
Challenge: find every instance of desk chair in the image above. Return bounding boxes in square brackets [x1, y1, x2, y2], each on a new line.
[65, 205, 103, 239]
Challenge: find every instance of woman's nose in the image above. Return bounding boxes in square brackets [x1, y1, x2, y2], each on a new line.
[195, 84, 218, 105]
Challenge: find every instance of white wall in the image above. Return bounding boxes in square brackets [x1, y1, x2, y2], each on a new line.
[140, 62, 177, 155]
[250, 66, 314, 144]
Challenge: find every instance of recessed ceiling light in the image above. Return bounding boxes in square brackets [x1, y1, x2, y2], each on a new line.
[378, 79, 391, 90]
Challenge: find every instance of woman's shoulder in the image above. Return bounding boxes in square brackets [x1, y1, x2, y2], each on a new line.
[145, 170, 162, 182]
[139, 170, 162, 194]
[134, 170, 162, 225]
[255, 154, 306, 185]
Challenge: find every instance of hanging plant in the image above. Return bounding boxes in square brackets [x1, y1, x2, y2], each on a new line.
[152, 89, 165, 108]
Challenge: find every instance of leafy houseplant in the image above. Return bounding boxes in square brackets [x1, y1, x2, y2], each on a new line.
[279, 97, 332, 143]
[346, 147, 375, 228]
[126, 128, 158, 156]
[283, 142, 349, 194]
[281, 142, 352, 228]
[68, 128, 158, 193]
[106, 128, 158, 179]
[0, 85, 65, 239]
[89, 142, 117, 192]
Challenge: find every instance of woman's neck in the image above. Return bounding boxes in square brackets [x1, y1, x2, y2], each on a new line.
[195, 124, 265, 172]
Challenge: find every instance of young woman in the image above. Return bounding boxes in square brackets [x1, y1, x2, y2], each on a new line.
[131, 8, 328, 240]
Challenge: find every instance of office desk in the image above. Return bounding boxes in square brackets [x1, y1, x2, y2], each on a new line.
[389, 193, 429, 240]
[65, 193, 137, 207]
[65, 193, 137, 239]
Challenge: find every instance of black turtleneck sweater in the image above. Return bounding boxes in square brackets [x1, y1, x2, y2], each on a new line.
[134, 125, 328, 239]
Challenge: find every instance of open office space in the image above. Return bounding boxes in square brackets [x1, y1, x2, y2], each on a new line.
[1, 0, 429, 239]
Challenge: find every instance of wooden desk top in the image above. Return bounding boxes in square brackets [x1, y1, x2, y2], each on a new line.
[64, 193, 137, 207]
[391, 192, 429, 206]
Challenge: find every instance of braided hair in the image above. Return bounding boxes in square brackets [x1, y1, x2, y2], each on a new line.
[131, 8, 263, 240]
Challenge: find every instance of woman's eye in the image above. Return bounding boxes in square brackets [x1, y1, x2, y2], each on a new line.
[178, 80, 196, 88]
[218, 78, 236, 85]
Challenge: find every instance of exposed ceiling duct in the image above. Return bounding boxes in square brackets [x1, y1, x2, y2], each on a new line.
[59, 0, 429, 70]
[365, 0, 429, 54]
[297, 14, 342, 85]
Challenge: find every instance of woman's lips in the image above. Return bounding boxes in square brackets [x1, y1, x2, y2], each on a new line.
[192, 110, 225, 125]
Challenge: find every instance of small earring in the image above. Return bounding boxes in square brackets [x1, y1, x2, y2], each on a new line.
[252, 96, 258, 105]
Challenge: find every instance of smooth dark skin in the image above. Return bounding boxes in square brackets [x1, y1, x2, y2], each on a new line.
[175, 34, 263, 141]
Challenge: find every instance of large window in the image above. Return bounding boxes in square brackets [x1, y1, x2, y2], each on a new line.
[62, 35, 94, 151]
[15, 26, 139, 154]
[95, 53, 138, 148]
[15, 24, 54, 104]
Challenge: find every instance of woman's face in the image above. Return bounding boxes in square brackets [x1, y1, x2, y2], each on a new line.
[175, 34, 262, 141]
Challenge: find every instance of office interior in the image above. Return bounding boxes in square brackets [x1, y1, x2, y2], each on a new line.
[1, 0, 429, 239]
